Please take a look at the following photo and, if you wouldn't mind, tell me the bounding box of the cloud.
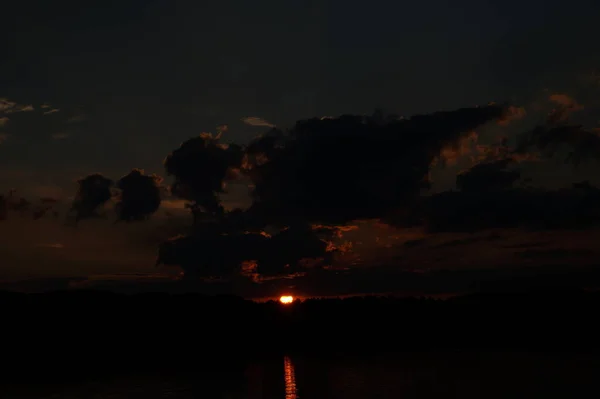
[546,93,583,124]
[517,124,600,166]
[497,106,527,126]
[421,182,600,233]
[160,199,188,211]
[51,133,69,140]
[242,117,276,128]
[156,225,332,279]
[163,133,244,217]
[68,174,114,223]
[456,159,521,193]
[548,93,582,109]
[43,102,600,290]
[0,98,34,114]
[40,103,61,114]
[243,105,507,226]
[0,98,16,112]
[43,108,60,115]
[18,105,34,112]
[0,117,8,127]
[434,130,478,167]
[115,169,162,222]
[151,105,510,280]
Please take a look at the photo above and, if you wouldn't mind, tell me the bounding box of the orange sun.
[279,295,294,304]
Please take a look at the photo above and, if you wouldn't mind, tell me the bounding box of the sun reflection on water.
[284,356,298,399]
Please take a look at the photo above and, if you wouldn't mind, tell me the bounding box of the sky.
[2,0,600,296]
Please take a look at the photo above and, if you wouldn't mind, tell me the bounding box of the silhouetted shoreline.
[2,289,599,383]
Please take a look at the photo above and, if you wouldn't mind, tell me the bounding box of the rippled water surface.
[5,351,600,398]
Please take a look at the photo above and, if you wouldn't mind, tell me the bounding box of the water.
[4,351,599,398]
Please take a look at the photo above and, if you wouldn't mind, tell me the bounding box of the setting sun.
[279,295,294,304]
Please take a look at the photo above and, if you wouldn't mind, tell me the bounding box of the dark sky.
[2,0,600,295]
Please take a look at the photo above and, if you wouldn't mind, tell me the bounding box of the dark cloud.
[68,174,113,223]
[115,169,162,222]
[514,94,600,166]
[151,104,513,280]
[456,159,521,193]
[156,225,332,280]
[163,133,244,221]
[422,183,600,233]
[243,105,507,226]
[518,124,600,166]
[7,98,600,293]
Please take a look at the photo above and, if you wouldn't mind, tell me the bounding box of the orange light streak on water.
[283,356,298,399]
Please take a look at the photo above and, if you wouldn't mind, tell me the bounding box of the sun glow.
[279,295,294,304]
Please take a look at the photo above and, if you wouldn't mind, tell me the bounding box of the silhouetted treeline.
[2,290,599,382]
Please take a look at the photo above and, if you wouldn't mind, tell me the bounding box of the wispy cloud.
[241,116,276,128]
[0,98,34,114]
[43,108,60,115]
[0,98,16,112]
[0,117,8,127]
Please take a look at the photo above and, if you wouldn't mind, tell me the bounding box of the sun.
[279,295,294,304]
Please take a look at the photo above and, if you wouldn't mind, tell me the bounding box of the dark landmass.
[1,289,599,384]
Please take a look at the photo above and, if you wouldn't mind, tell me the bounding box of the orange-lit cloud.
[548,93,582,109]
[547,93,583,124]
[435,131,478,166]
[497,106,527,126]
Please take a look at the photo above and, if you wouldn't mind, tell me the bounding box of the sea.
[4,351,599,398]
